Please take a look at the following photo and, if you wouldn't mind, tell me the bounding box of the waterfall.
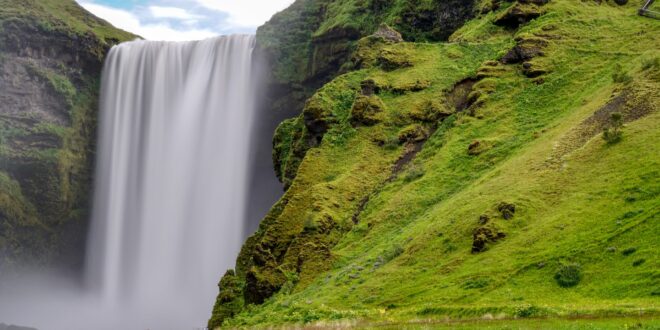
[85,35,257,328]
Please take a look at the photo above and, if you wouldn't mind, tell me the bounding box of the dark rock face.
[397,0,476,42]
[0,3,132,275]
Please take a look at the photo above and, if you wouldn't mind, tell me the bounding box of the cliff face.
[255,0,477,170]
[0,0,134,275]
[211,0,659,327]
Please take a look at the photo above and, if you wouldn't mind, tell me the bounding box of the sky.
[75,0,294,41]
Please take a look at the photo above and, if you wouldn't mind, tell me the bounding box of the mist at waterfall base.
[0,35,284,330]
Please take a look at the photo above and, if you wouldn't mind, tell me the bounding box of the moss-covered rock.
[472,223,506,253]
[409,100,454,123]
[494,2,544,28]
[398,124,430,143]
[377,48,413,71]
[350,95,386,126]
[208,270,243,329]
[244,266,287,305]
[501,37,549,64]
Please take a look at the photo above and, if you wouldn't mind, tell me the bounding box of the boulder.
[409,100,453,122]
[494,3,543,28]
[472,225,506,253]
[350,95,386,126]
[360,78,380,96]
[498,202,516,220]
[377,49,413,71]
[372,24,404,43]
[501,37,549,64]
[398,124,431,143]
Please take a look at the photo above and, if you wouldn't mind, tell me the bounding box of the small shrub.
[303,215,319,233]
[602,112,623,144]
[462,277,489,289]
[514,304,541,318]
[381,135,400,150]
[632,259,646,267]
[381,244,404,263]
[403,164,425,182]
[554,263,582,288]
[622,247,637,256]
[612,64,632,84]
[641,57,659,71]
[280,271,300,294]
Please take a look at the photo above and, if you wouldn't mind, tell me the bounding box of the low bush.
[612,64,632,84]
[404,164,425,182]
[641,57,659,71]
[603,112,623,144]
[381,244,404,263]
[303,215,319,233]
[622,247,637,256]
[514,304,541,318]
[463,278,489,289]
[554,263,582,288]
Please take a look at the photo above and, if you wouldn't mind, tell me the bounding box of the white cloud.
[149,6,201,20]
[78,2,217,41]
[195,0,294,27]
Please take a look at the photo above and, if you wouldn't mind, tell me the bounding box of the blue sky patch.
[76,0,293,41]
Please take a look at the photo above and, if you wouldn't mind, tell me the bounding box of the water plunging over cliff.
[86,35,257,328]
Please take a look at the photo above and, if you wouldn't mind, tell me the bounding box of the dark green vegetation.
[0,0,134,274]
[211,0,659,327]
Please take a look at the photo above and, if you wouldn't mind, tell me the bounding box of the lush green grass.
[216,0,659,327]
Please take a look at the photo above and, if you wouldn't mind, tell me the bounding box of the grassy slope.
[220,0,659,327]
[0,0,135,43]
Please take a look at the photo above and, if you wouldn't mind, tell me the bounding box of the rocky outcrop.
[256,0,479,186]
[0,0,134,275]
[494,2,544,28]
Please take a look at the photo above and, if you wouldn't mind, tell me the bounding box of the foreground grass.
[367,316,659,329]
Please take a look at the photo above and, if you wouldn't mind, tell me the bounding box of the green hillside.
[211,0,659,327]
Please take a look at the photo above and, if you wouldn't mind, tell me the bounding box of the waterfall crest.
[86,35,257,327]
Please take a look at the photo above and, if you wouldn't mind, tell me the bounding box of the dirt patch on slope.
[545,83,657,168]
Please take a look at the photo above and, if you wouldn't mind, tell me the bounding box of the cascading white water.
[86,34,257,328]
